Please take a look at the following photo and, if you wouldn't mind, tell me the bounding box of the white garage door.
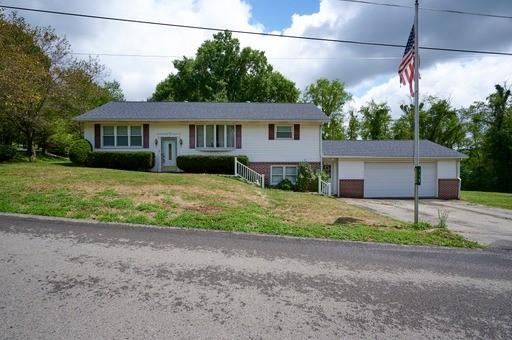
[364,162,437,198]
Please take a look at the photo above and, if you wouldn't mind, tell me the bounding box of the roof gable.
[322,140,467,159]
[74,101,328,122]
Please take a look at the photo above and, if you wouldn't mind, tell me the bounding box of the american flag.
[399,25,416,97]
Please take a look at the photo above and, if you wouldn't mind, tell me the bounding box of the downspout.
[319,124,323,171]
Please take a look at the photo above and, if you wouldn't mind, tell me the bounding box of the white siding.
[84,123,94,146]
[82,121,322,171]
[437,160,457,178]
[338,160,364,179]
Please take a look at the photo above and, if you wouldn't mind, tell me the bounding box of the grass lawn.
[461,191,512,210]
[0,158,480,248]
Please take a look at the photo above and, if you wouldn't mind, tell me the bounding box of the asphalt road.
[1,214,511,339]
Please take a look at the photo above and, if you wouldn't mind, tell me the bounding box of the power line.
[71,52,402,60]
[2,4,512,56]
[336,0,512,20]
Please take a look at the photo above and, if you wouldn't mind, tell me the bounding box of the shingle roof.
[322,140,467,158]
[74,101,328,122]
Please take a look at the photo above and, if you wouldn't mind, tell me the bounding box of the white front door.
[161,139,177,167]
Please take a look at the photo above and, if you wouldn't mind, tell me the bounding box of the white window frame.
[101,125,143,148]
[196,124,235,149]
[275,125,293,140]
[270,165,298,185]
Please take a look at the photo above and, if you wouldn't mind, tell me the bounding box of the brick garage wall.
[339,179,364,198]
[438,179,460,199]
[248,162,320,186]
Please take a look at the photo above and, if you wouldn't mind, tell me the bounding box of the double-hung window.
[196,124,235,149]
[276,125,293,139]
[102,125,142,148]
[271,165,298,185]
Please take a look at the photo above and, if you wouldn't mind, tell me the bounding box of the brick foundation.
[248,162,320,186]
[438,178,460,199]
[339,179,364,198]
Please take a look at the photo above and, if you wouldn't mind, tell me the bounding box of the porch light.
[154,138,158,146]
[179,138,183,146]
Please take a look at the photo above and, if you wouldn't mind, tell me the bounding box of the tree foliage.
[303,79,351,140]
[0,11,124,159]
[393,97,466,148]
[150,31,299,103]
[359,100,392,140]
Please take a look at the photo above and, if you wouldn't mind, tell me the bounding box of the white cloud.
[7,0,512,110]
[351,56,512,118]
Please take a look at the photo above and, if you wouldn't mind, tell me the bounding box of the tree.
[0,12,124,158]
[150,31,299,103]
[482,84,512,192]
[392,97,466,148]
[359,100,392,140]
[346,110,359,140]
[303,79,351,140]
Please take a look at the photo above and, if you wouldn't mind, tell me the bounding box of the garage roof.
[74,101,329,122]
[322,140,467,158]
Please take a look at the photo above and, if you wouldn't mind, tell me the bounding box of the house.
[75,101,467,199]
[75,101,327,186]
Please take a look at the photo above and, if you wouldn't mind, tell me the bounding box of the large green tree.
[303,79,351,140]
[150,31,299,103]
[0,11,123,159]
[359,100,392,140]
[393,97,466,148]
[346,110,360,140]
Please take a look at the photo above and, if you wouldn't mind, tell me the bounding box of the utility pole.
[413,0,420,224]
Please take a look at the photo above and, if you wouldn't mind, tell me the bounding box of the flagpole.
[413,0,420,224]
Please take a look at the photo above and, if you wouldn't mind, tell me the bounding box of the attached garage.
[322,140,467,199]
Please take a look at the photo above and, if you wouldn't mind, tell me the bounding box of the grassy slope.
[0,159,480,248]
[461,191,512,210]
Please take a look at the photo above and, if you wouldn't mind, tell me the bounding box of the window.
[130,126,142,146]
[216,125,224,147]
[116,126,128,146]
[276,125,293,139]
[103,126,115,146]
[196,124,235,149]
[102,125,142,148]
[196,125,205,148]
[226,125,235,148]
[271,166,298,185]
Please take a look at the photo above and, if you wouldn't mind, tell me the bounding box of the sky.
[2,0,512,118]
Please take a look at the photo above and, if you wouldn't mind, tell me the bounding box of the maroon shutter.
[189,124,195,149]
[294,124,300,140]
[235,125,242,149]
[94,124,101,149]
[143,124,149,148]
[268,124,275,140]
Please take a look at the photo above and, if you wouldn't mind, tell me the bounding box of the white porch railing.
[318,177,331,196]
[234,157,265,188]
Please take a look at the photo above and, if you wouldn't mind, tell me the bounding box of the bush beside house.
[69,139,92,165]
[177,155,249,174]
[86,152,155,171]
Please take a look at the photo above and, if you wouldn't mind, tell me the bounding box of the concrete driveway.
[343,198,512,246]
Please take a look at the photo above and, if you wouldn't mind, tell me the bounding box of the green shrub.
[0,144,17,162]
[47,133,77,157]
[86,151,155,171]
[275,179,294,191]
[176,155,249,174]
[69,139,92,165]
[296,162,315,192]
